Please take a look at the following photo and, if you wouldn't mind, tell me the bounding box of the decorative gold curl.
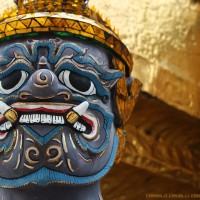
[25,146,40,164]
[46,145,62,163]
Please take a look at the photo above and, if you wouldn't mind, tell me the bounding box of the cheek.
[73,104,114,153]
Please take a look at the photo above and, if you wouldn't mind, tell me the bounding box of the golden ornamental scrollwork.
[46,145,62,163]
[25,146,40,165]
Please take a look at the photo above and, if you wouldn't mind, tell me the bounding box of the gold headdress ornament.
[0,0,133,74]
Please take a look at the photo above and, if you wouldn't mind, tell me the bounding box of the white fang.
[73,101,89,116]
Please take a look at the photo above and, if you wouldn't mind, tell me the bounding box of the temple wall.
[90,0,200,119]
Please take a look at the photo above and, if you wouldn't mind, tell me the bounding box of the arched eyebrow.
[0,58,34,79]
[0,40,124,80]
[0,47,35,75]
[55,54,124,82]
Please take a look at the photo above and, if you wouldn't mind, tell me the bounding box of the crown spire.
[14,0,89,14]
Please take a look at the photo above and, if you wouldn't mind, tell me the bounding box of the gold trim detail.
[14,130,19,150]
[69,133,76,150]
[25,146,39,164]
[113,57,142,125]
[26,138,34,143]
[46,145,62,163]
[55,160,63,168]
[4,108,18,123]
[78,151,92,163]
[2,152,13,165]
[57,91,71,101]
[67,158,75,172]
[36,72,49,84]
[33,83,48,88]
[24,163,34,170]
[4,130,17,155]
[14,154,21,170]
[115,128,126,164]
[66,111,79,124]
[62,132,68,154]
[53,138,61,144]
[19,134,23,150]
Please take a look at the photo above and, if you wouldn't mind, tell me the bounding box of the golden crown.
[0,0,133,73]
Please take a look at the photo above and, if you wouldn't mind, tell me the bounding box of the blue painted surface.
[0,130,15,153]
[0,134,118,187]
[22,126,63,145]
[74,102,114,153]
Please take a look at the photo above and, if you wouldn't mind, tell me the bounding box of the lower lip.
[0,132,7,140]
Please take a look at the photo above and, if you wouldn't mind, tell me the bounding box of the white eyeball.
[59,70,96,96]
[0,70,29,94]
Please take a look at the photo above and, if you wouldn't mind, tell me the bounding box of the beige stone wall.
[90,0,200,119]
[0,0,15,15]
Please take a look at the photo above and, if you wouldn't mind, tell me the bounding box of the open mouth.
[0,102,98,140]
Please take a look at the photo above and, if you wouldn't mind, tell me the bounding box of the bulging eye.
[0,70,29,94]
[59,70,96,95]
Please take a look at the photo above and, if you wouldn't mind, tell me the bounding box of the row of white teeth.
[0,101,90,136]
[19,114,65,124]
[73,122,86,132]
[0,121,12,131]
[0,114,87,132]
[19,114,87,132]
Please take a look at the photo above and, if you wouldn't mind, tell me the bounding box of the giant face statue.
[0,1,140,200]
[0,35,123,182]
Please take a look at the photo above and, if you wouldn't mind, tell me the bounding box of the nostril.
[57,91,71,101]
[18,91,32,100]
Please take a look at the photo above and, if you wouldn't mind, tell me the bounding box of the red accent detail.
[0,117,5,123]
[81,116,94,130]
[0,132,6,136]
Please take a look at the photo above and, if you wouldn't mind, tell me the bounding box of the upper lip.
[12,102,73,112]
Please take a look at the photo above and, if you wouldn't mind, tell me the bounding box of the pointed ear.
[102,77,122,88]
[101,70,124,89]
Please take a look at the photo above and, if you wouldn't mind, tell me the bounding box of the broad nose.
[19,69,72,101]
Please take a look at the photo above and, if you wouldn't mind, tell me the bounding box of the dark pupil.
[1,71,22,90]
[69,72,91,92]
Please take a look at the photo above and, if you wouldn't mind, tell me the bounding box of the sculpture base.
[0,182,102,200]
